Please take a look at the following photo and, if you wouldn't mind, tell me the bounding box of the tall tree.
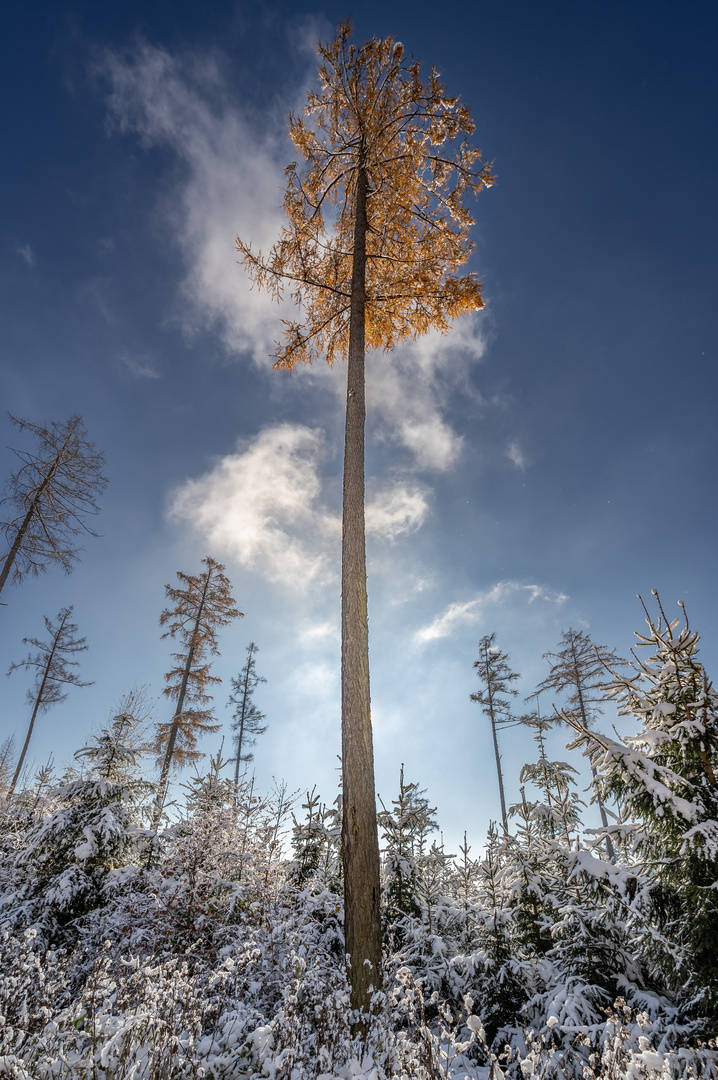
[228,642,267,795]
[7,606,92,795]
[153,557,242,822]
[532,628,624,859]
[237,23,493,1012]
[0,415,107,601]
[471,633,520,831]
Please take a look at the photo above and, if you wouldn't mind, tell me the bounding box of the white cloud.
[169,423,338,588]
[366,483,430,540]
[415,581,569,643]
[98,42,490,477]
[169,424,431,589]
[123,353,161,379]
[98,42,293,361]
[366,318,487,473]
[506,440,525,470]
[16,242,36,269]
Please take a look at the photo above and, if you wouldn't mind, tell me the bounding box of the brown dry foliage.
[237,21,494,370]
[154,557,242,771]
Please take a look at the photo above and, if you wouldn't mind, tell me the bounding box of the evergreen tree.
[228,642,267,794]
[568,593,718,1022]
[452,832,481,951]
[238,22,493,1012]
[508,719,639,1034]
[7,606,92,795]
[290,786,341,890]
[0,415,107,600]
[9,710,152,945]
[153,557,242,821]
[471,633,520,831]
[0,735,16,797]
[379,765,437,932]
[472,823,526,1042]
[532,628,624,858]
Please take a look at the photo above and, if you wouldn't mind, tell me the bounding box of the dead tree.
[0,415,107,601]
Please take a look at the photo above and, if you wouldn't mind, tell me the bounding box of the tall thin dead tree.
[237,22,493,1012]
[532,627,625,859]
[153,557,242,823]
[228,642,267,796]
[471,633,520,831]
[0,415,107,600]
[7,606,92,795]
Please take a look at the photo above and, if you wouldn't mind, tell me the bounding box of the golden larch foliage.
[237,21,494,369]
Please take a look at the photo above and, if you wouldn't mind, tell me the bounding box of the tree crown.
[8,606,92,711]
[0,414,107,586]
[237,21,494,369]
[532,628,624,727]
[471,632,520,722]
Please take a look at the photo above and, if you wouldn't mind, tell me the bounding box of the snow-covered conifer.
[6,710,153,944]
[568,594,718,1021]
[379,765,437,931]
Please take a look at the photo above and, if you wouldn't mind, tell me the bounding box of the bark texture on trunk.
[341,163,383,1014]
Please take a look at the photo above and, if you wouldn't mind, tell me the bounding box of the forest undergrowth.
[1,596,717,1079]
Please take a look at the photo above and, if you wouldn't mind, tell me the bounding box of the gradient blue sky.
[2,0,716,851]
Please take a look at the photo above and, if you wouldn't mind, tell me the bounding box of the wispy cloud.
[15,243,36,269]
[169,423,337,589]
[366,483,430,540]
[122,353,161,379]
[97,42,490,478]
[366,318,486,473]
[506,440,525,470]
[169,423,431,589]
[415,581,569,643]
[98,42,293,361]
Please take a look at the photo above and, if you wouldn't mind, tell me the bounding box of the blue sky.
[1,0,716,852]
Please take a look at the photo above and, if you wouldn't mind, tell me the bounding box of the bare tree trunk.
[574,670,615,860]
[0,504,36,599]
[9,614,66,795]
[153,643,196,826]
[233,655,252,800]
[489,710,508,832]
[153,572,213,824]
[341,162,382,1015]
[481,643,508,832]
[0,431,69,599]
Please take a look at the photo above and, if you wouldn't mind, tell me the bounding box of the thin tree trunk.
[0,504,36,599]
[489,712,508,832]
[574,668,615,860]
[153,571,213,824]
[483,646,508,831]
[233,653,252,801]
[9,615,65,795]
[341,161,382,1015]
[0,431,70,599]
